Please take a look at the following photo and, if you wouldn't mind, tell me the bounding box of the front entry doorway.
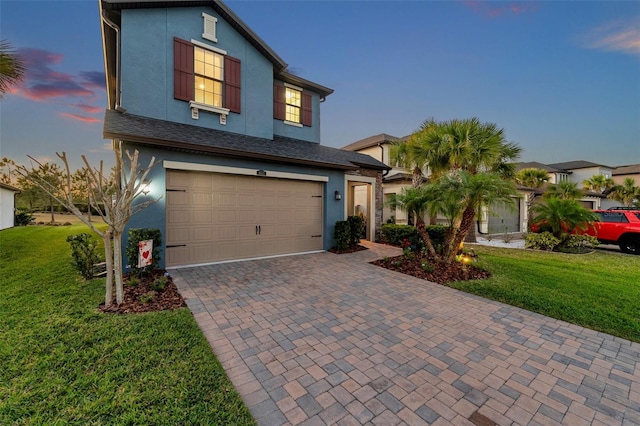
[346,179,373,241]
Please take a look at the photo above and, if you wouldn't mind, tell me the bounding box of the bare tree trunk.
[113,231,124,304]
[103,231,114,306]
[464,222,477,243]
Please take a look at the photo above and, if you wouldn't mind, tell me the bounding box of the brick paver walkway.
[170,242,640,425]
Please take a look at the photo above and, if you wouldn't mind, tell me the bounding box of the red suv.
[583,208,640,255]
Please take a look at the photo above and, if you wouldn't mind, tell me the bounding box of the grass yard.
[0,225,254,425]
[451,245,640,343]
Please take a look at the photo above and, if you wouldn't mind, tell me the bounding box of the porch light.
[334,190,342,200]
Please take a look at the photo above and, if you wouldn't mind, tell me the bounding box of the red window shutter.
[224,56,241,113]
[273,84,285,121]
[301,92,312,126]
[174,37,193,101]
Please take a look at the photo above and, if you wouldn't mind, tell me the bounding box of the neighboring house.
[100,0,389,268]
[612,164,640,185]
[341,134,412,225]
[343,134,528,234]
[0,183,21,230]
[516,160,613,210]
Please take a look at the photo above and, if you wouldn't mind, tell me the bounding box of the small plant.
[139,292,155,303]
[401,238,413,258]
[14,209,33,226]
[151,276,168,291]
[421,260,434,272]
[525,232,560,251]
[502,227,514,243]
[66,233,102,280]
[127,276,138,287]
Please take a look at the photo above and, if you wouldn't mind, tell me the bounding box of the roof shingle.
[103,110,389,171]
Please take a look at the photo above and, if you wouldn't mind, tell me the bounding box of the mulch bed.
[100,270,186,314]
[328,244,369,254]
[371,254,490,284]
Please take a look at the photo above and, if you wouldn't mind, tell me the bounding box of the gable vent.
[202,13,218,43]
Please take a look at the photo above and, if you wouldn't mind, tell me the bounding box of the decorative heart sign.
[137,239,153,268]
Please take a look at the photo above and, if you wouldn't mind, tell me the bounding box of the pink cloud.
[60,113,101,124]
[73,103,103,114]
[464,1,538,18]
[580,20,640,56]
[12,48,105,102]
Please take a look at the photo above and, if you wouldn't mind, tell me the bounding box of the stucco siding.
[121,142,345,268]
[120,6,274,140]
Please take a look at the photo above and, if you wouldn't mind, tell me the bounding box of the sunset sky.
[1,0,638,172]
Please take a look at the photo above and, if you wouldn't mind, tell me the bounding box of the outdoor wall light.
[334,190,342,200]
[141,180,151,196]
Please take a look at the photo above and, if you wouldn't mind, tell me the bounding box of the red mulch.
[100,270,186,314]
[328,244,369,254]
[370,254,490,284]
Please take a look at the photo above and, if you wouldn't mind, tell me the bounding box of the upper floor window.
[285,87,301,123]
[558,173,568,182]
[194,46,223,108]
[273,82,312,127]
[173,37,241,116]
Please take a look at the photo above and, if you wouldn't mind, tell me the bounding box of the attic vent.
[202,13,218,43]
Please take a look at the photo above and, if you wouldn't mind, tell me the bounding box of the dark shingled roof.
[547,160,612,171]
[342,133,407,151]
[103,110,390,171]
[515,162,565,173]
[613,164,640,175]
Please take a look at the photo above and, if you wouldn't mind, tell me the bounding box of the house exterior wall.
[567,166,613,185]
[0,188,16,230]
[613,172,640,185]
[122,142,346,269]
[119,7,321,143]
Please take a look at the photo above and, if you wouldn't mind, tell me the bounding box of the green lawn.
[450,245,640,343]
[0,225,254,425]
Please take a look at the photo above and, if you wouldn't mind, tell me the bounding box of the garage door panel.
[166,170,323,266]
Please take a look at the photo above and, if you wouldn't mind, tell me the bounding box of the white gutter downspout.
[101,10,123,111]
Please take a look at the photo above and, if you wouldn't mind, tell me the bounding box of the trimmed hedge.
[126,228,163,275]
[334,221,351,251]
[380,224,447,253]
[347,215,365,246]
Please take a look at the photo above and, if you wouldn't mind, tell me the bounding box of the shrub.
[14,210,33,226]
[334,221,351,251]
[380,224,447,254]
[525,232,560,251]
[347,215,365,246]
[564,234,600,249]
[139,292,155,303]
[66,233,102,280]
[126,228,162,276]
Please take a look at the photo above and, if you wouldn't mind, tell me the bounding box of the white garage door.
[488,199,521,233]
[166,170,324,266]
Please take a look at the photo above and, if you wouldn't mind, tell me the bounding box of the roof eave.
[103,129,358,171]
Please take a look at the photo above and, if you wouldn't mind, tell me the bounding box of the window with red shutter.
[174,37,194,101]
[301,92,312,127]
[225,56,241,113]
[273,84,286,121]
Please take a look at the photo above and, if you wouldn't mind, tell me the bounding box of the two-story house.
[100,0,388,268]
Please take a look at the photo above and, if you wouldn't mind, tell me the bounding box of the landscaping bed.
[371,253,490,284]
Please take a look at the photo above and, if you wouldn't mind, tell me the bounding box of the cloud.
[60,113,102,124]
[464,1,539,18]
[580,19,640,56]
[73,103,103,114]
[12,48,105,102]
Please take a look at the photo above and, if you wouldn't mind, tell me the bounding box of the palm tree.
[609,178,640,207]
[582,174,615,194]
[543,181,582,200]
[412,118,522,242]
[530,198,598,240]
[386,186,438,257]
[0,40,25,97]
[516,168,549,189]
[389,118,436,188]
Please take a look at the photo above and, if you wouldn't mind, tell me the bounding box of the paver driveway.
[170,242,640,425]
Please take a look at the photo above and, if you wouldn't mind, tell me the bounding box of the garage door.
[166,170,323,266]
[488,199,521,233]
